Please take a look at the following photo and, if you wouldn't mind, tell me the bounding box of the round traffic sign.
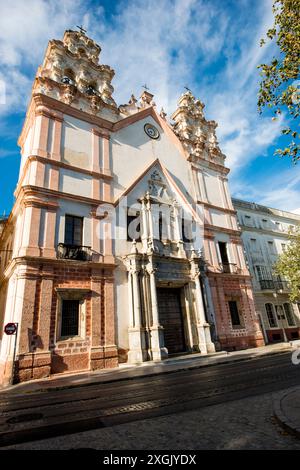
[4,323,17,335]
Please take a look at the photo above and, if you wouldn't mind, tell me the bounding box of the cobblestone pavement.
[3,388,300,450]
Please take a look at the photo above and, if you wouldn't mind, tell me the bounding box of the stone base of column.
[197,323,215,355]
[19,247,41,257]
[90,345,118,370]
[0,359,13,387]
[150,326,168,361]
[128,327,148,364]
[204,324,216,353]
[42,247,57,258]
[16,351,52,383]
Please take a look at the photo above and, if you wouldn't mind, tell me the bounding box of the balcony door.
[65,215,83,246]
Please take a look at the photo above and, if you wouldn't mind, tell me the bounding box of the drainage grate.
[6,412,43,424]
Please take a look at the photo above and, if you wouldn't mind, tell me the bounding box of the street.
[1,351,300,449]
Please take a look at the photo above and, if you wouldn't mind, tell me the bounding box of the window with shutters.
[265,303,277,328]
[283,303,296,326]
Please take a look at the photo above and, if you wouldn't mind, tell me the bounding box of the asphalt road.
[0,351,300,447]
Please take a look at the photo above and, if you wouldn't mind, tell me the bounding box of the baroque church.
[0,29,264,385]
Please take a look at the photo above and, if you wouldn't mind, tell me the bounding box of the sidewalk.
[273,385,300,438]
[1,341,299,396]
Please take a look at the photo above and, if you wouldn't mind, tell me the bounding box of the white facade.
[233,198,300,343]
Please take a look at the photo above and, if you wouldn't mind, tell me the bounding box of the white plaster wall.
[62,114,92,169]
[59,168,92,198]
[210,209,227,228]
[203,170,223,207]
[111,116,192,203]
[114,265,129,350]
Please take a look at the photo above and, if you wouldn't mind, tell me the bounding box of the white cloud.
[0,0,89,114]
[231,169,300,213]
[0,0,299,213]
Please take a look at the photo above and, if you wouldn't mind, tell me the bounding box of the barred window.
[228,301,241,327]
[61,299,80,337]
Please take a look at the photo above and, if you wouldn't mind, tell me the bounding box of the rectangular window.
[256,265,272,280]
[250,238,259,252]
[218,241,229,264]
[218,242,230,272]
[283,303,296,326]
[243,215,253,226]
[267,241,275,254]
[61,299,80,337]
[64,215,83,246]
[127,210,141,242]
[228,300,242,327]
[182,219,195,243]
[265,303,277,328]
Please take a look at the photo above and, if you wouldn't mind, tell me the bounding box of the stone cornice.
[205,223,241,236]
[1,256,116,282]
[198,200,236,215]
[23,154,113,181]
[16,184,113,207]
[18,94,165,150]
[22,194,59,210]
[238,224,292,239]
[206,270,251,280]
[190,159,230,176]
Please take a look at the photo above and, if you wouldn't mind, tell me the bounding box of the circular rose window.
[144,123,160,140]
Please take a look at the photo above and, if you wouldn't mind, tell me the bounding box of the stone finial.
[160,107,167,120]
[129,94,137,104]
[140,90,154,108]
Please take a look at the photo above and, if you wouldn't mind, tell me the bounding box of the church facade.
[0,30,263,385]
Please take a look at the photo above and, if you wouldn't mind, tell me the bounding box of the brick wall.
[209,273,265,351]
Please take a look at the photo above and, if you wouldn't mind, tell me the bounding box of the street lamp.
[272,290,288,343]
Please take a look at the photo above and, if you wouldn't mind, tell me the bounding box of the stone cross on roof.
[76,25,87,35]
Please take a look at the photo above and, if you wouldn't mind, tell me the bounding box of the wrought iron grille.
[57,243,92,261]
[61,299,79,337]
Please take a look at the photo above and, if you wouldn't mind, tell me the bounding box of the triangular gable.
[114,158,203,225]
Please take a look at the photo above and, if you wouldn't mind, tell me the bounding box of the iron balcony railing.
[259,279,290,291]
[221,262,238,274]
[57,243,92,261]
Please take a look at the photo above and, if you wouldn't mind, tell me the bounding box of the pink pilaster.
[42,208,57,258]
[51,116,63,161]
[33,114,49,158]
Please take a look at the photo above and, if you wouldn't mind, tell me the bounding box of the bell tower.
[0,29,118,385]
[34,28,117,116]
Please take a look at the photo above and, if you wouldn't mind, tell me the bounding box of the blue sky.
[0,0,299,215]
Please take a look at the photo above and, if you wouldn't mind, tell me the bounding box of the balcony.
[57,243,92,261]
[221,262,239,274]
[259,279,290,291]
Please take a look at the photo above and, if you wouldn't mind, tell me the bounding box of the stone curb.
[273,386,300,439]
[0,346,295,397]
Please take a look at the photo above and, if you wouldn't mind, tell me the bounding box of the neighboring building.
[233,198,300,344]
[0,29,263,386]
